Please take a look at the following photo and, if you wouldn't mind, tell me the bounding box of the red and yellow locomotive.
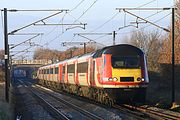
[37,44,149,104]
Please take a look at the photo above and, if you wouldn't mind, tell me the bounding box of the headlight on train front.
[108,78,113,81]
[108,77,118,82]
[137,77,145,82]
[113,77,118,81]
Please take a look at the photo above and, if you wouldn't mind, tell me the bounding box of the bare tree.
[176,1,180,20]
[33,48,62,61]
[125,29,163,71]
[159,1,180,64]
[0,50,4,60]
[158,1,180,81]
[33,45,96,61]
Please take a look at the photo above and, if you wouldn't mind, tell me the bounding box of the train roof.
[38,44,143,69]
[40,63,58,69]
[92,44,144,58]
[39,52,95,69]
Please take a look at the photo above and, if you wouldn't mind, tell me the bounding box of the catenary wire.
[43,0,157,47]
[117,12,171,35]
[89,12,119,33]
[77,0,159,46]
[67,0,98,29]
[89,0,158,33]
[43,12,67,36]
[44,0,98,46]
[72,0,98,24]
[43,0,86,36]
[94,34,109,41]
[137,0,157,8]
[70,0,160,47]
[70,0,86,12]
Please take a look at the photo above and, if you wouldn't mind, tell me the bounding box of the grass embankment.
[0,102,13,120]
[0,69,14,120]
[146,71,180,112]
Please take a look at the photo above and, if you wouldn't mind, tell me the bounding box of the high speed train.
[37,44,149,105]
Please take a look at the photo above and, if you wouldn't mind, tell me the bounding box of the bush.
[0,68,5,82]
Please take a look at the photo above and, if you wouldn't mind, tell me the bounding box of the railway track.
[31,90,71,120]
[18,79,70,120]
[17,79,180,120]
[19,79,103,120]
[113,104,152,120]
[30,81,180,120]
[33,85,103,120]
[121,104,180,120]
[35,84,154,120]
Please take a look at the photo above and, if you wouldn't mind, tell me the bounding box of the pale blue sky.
[0,0,173,59]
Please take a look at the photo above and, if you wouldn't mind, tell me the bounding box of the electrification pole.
[84,43,86,54]
[4,8,9,102]
[172,7,175,106]
[113,31,116,45]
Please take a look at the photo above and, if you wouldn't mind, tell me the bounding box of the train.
[37,44,149,105]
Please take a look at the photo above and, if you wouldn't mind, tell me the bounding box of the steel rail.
[31,91,70,120]
[18,79,70,120]
[35,85,103,120]
[123,104,180,120]
[113,104,151,120]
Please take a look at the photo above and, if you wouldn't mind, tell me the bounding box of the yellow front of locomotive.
[97,45,149,102]
[111,55,147,87]
[101,54,148,88]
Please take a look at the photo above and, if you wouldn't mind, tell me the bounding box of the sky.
[0,0,173,59]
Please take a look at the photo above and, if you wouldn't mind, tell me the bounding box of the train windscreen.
[111,56,140,68]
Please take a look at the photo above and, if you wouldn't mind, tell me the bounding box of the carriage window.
[67,64,75,73]
[55,67,59,74]
[77,62,88,73]
[111,56,140,68]
[50,68,53,74]
[62,66,65,74]
[47,69,50,74]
